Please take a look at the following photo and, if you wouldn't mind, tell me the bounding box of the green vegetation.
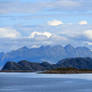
[43,67,92,74]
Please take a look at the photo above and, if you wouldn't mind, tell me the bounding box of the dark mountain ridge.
[2,57,92,72]
[57,57,92,70]
[2,60,55,72]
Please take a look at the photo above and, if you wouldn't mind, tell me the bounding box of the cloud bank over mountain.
[0,0,92,51]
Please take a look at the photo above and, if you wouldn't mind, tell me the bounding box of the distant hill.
[0,44,92,67]
[2,60,55,72]
[2,57,92,72]
[57,57,92,70]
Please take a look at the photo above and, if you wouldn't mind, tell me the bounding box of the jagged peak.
[64,44,74,49]
[18,46,29,51]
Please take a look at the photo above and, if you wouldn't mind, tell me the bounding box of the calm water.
[0,73,92,92]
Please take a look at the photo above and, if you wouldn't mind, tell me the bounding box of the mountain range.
[0,44,92,67]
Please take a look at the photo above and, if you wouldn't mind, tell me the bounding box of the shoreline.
[42,68,92,74]
[1,68,92,74]
[1,71,92,74]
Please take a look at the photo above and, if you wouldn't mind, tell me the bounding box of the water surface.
[0,73,92,92]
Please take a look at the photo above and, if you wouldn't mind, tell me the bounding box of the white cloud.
[87,42,92,45]
[48,20,63,26]
[29,31,68,43]
[31,45,40,48]
[29,32,52,39]
[51,34,67,41]
[0,27,21,38]
[79,20,88,25]
[84,30,92,39]
[0,0,80,14]
[55,0,80,7]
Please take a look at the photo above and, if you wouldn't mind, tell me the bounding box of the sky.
[0,0,92,52]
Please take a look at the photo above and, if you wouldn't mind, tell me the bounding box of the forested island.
[1,57,92,74]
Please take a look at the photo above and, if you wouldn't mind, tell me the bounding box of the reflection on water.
[0,73,92,92]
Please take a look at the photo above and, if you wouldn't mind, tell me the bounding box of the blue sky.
[0,0,92,52]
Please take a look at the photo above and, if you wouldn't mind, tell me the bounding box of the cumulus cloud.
[0,27,21,38]
[29,32,52,39]
[48,20,63,26]
[84,30,92,40]
[79,20,88,25]
[28,31,68,43]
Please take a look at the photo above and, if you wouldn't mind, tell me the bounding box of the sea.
[0,73,92,92]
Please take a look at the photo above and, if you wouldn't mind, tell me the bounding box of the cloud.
[0,24,92,52]
[87,42,92,45]
[79,20,88,25]
[84,30,92,40]
[28,31,68,45]
[29,32,52,39]
[51,34,67,41]
[0,0,92,15]
[48,20,63,26]
[0,31,68,52]
[31,45,40,48]
[0,1,45,14]
[51,0,80,8]
[0,0,80,14]
[0,27,21,38]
